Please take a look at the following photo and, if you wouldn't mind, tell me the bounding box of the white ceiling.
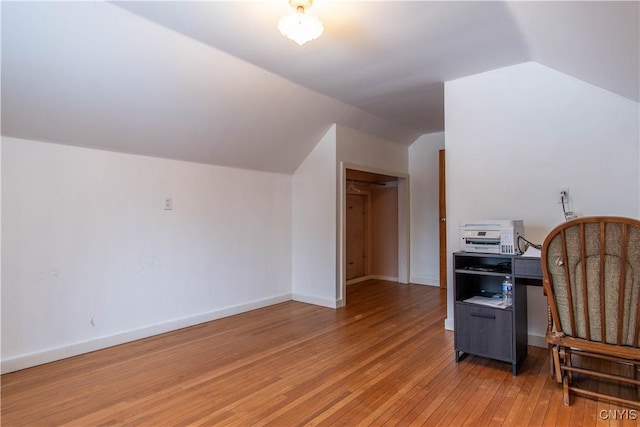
[2,1,638,173]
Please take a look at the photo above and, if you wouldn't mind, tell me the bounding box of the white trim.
[444,317,455,331]
[338,165,347,305]
[347,275,402,286]
[346,276,373,286]
[397,177,410,284]
[292,293,337,309]
[1,293,291,374]
[410,276,440,286]
[370,275,399,282]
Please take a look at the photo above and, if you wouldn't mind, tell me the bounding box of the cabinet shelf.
[458,298,513,310]
[454,268,511,277]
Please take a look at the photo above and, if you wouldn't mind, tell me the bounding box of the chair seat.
[547,331,640,361]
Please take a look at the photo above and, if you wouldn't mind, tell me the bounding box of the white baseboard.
[370,275,398,282]
[346,276,372,286]
[410,276,439,287]
[346,275,399,286]
[292,293,337,308]
[444,317,454,331]
[1,293,292,374]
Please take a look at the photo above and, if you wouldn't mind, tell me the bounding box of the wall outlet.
[558,188,577,220]
[163,197,173,210]
[558,187,569,204]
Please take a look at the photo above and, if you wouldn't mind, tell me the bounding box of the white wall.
[336,125,409,174]
[291,125,338,307]
[409,132,445,286]
[1,137,292,373]
[444,62,640,344]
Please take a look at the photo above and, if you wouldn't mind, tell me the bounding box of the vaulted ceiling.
[2,1,638,173]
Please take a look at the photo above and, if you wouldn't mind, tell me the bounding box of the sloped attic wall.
[1,1,420,175]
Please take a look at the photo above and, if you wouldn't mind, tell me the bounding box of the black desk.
[453,252,542,375]
[513,256,543,286]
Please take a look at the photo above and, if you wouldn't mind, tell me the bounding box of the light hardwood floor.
[2,280,639,426]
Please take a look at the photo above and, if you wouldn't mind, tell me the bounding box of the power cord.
[518,235,541,253]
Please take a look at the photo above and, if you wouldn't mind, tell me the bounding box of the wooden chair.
[541,216,640,407]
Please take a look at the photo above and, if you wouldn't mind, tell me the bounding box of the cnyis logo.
[599,409,638,420]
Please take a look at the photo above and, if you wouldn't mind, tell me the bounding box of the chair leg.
[552,346,562,383]
[549,345,555,379]
[563,375,571,406]
[564,348,573,382]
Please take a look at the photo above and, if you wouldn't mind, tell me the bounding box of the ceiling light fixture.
[278,0,324,45]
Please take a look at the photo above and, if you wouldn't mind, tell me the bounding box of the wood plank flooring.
[2,280,639,426]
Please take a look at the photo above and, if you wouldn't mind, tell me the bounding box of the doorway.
[340,165,409,306]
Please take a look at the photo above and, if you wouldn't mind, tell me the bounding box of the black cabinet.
[453,252,531,375]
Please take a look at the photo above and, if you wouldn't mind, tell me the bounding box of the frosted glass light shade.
[278,9,324,45]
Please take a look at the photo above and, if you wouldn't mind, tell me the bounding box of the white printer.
[459,220,524,255]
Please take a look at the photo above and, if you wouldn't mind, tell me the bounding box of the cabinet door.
[455,304,513,361]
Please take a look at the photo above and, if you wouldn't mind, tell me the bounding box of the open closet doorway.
[341,166,409,306]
